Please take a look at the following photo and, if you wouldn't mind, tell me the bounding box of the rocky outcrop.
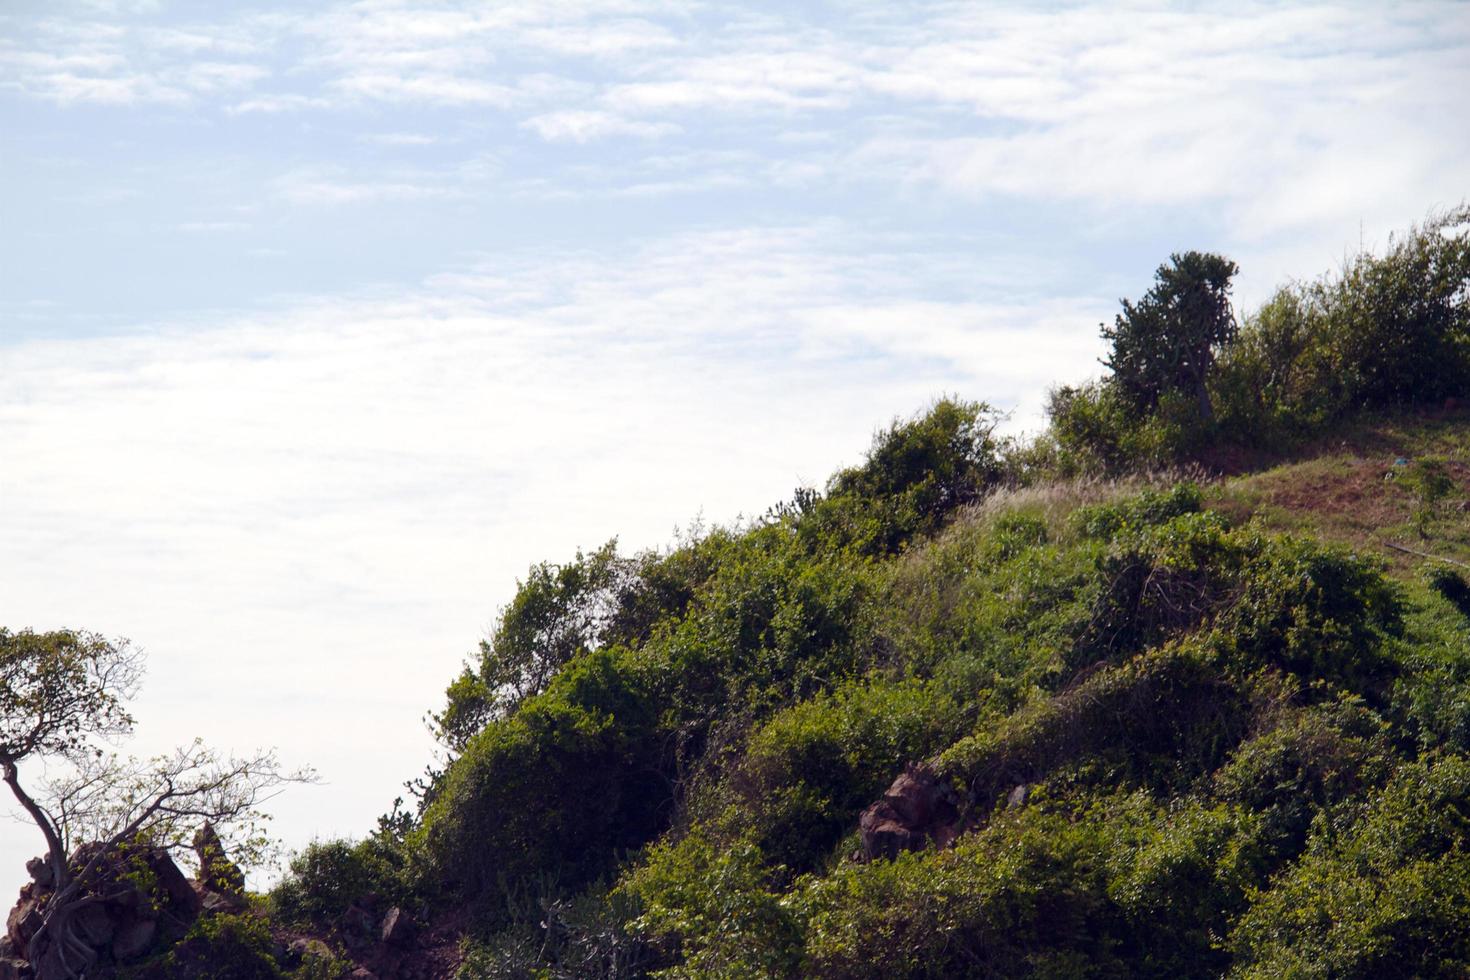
[857,763,963,861]
[193,822,245,897]
[3,831,256,980]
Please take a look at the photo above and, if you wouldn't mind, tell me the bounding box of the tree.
[0,628,311,977]
[429,540,633,753]
[1102,251,1239,424]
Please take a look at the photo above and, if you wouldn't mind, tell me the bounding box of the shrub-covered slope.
[264,210,1470,979]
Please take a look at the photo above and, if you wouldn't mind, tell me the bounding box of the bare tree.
[1,628,312,977]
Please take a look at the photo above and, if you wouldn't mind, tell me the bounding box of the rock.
[5,893,41,956]
[193,822,245,896]
[340,903,376,938]
[379,907,415,948]
[111,915,158,961]
[0,956,29,980]
[348,969,378,980]
[858,763,962,861]
[146,848,202,920]
[22,861,51,892]
[283,937,335,967]
[193,881,246,915]
[1007,784,1030,809]
[72,904,115,947]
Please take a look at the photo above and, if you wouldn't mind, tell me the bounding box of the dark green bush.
[1223,536,1401,693]
[727,677,967,874]
[417,646,667,904]
[798,794,1263,979]
[797,398,1007,554]
[269,837,408,928]
[1429,566,1470,618]
[1231,754,1470,978]
[124,912,283,980]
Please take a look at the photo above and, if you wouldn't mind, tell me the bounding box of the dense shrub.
[269,837,410,928]
[1231,755,1470,978]
[795,398,1008,554]
[1428,566,1470,618]
[417,646,668,903]
[798,794,1262,979]
[625,835,803,979]
[124,912,284,980]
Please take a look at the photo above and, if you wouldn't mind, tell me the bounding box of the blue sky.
[3,0,1468,888]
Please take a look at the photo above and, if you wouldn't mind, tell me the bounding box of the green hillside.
[287,209,1470,979]
[8,208,1469,979]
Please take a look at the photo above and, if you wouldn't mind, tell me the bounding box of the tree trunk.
[1,757,69,890]
[1196,376,1215,426]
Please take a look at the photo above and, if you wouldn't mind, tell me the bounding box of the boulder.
[5,892,42,957]
[71,905,114,948]
[340,903,376,939]
[858,763,963,861]
[379,907,415,948]
[146,848,202,919]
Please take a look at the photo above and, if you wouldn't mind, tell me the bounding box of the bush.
[798,398,1007,554]
[1429,566,1470,618]
[624,834,803,979]
[798,794,1263,979]
[1069,482,1204,541]
[1231,755,1470,977]
[124,912,284,980]
[1223,536,1401,693]
[727,677,968,874]
[269,837,408,927]
[417,646,668,904]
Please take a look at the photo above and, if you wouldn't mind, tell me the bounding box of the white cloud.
[0,221,1103,885]
[176,221,251,232]
[358,132,442,146]
[269,166,467,205]
[522,109,679,142]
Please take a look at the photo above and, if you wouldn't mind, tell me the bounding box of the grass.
[1209,409,1470,579]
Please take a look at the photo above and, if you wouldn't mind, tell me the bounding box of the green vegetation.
[222,207,1470,975]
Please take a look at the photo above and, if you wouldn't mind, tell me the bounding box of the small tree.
[1102,251,1239,424]
[0,628,311,975]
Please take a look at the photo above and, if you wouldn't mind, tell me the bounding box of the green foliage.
[1428,565,1470,618]
[796,398,1007,554]
[728,677,968,875]
[1102,250,1239,423]
[418,646,666,903]
[433,541,632,751]
[624,834,803,979]
[1398,457,1460,538]
[798,794,1263,979]
[1231,755,1470,978]
[1070,482,1203,541]
[1212,697,1393,859]
[1222,535,1401,692]
[1214,206,1470,446]
[456,879,651,979]
[124,912,283,980]
[269,837,408,927]
[1057,207,1470,468]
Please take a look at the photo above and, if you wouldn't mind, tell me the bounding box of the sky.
[2,0,1468,894]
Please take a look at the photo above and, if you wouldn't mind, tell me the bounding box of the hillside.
[5,209,1470,979]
